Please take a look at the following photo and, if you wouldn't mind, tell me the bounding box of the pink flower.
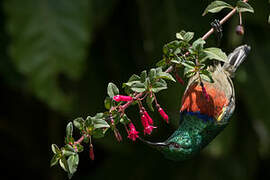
[127,123,139,141]
[143,123,156,135]
[158,107,169,123]
[113,95,133,102]
[143,111,153,125]
[141,114,156,135]
[141,114,148,127]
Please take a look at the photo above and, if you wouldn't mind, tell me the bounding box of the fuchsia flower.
[158,107,169,123]
[143,110,153,125]
[200,82,210,101]
[113,95,133,102]
[141,114,156,135]
[127,123,139,141]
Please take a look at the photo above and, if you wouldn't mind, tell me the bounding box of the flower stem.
[74,135,85,144]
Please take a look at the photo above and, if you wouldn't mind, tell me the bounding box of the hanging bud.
[175,73,184,85]
[89,144,95,160]
[158,107,169,123]
[143,110,153,125]
[127,123,139,141]
[141,114,148,128]
[236,25,244,36]
[114,129,122,142]
[113,95,133,102]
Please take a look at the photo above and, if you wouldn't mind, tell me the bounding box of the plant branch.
[72,0,249,145]
[202,0,248,40]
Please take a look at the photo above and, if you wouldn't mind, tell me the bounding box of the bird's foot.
[211,19,223,46]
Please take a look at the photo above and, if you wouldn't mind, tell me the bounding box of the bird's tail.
[222,44,251,77]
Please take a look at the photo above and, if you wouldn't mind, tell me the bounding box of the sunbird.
[142,45,251,161]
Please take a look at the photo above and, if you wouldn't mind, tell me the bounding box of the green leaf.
[200,70,214,83]
[203,48,228,62]
[176,30,186,40]
[52,144,61,154]
[183,32,194,42]
[104,97,113,110]
[93,119,110,129]
[140,70,147,83]
[123,74,141,87]
[128,74,141,82]
[191,38,206,52]
[202,1,233,16]
[181,61,195,69]
[92,128,106,138]
[156,59,166,67]
[131,82,146,93]
[146,95,155,112]
[236,1,254,13]
[107,82,119,98]
[67,154,79,176]
[85,116,93,127]
[156,72,176,82]
[149,68,157,83]
[50,154,60,167]
[62,149,76,157]
[151,81,167,93]
[184,66,195,77]
[66,122,73,138]
[123,80,141,87]
[60,157,69,173]
[73,117,84,130]
[268,15,270,24]
[4,0,91,113]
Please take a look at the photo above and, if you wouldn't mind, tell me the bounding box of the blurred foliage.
[0,0,270,180]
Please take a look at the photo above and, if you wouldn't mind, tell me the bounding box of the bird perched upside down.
[142,45,250,161]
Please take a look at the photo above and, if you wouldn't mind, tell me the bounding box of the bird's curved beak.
[139,137,168,148]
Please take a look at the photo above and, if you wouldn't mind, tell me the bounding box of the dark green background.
[1,0,270,179]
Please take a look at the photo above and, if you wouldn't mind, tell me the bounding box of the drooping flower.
[113,95,133,102]
[89,144,95,160]
[143,121,156,135]
[143,110,153,125]
[141,114,156,135]
[158,107,169,123]
[127,123,139,141]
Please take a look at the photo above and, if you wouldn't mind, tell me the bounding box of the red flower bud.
[89,144,95,160]
[143,111,153,125]
[127,123,139,141]
[158,107,169,123]
[236,25,244,36]
[175,73,184,85]
[113,95,133,102]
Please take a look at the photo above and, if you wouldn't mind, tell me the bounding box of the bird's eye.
[169,142,181,149]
